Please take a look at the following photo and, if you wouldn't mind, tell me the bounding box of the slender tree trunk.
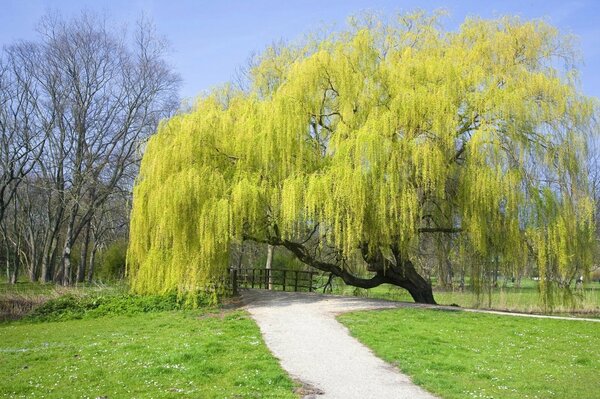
[493,255,499,288]
[28,261,37,282]
[77,221,91,283]
[86,242,97,283]
[237,241,245,270]
[41,201,63,283]
[438,255,450,288]
[61,241,72,285]
[8,200,20,284]
[61,213,76,285]
[9,258,18,284]
[40,247,50,283]
[10,238,22,284]
[41,235,58,283]
[27,227,39,282]
[5,249,9,283]
[265,244,273,290]
[6,237,18,284]
[2,230,10,282]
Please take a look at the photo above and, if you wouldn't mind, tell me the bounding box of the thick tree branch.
[418,227,462,234]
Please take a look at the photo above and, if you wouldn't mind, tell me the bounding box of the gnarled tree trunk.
[256,233,437,304]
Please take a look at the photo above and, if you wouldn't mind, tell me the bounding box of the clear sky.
[1,0,598,100]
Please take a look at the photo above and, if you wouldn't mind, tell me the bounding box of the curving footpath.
[242,289,439,399]
[242,289,599,399]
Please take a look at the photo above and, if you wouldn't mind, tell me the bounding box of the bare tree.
[0,42,48,282]
[587,121,600,280]
[0,11,179,284]
[0,53,45,225]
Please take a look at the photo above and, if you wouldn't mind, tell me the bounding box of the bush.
[96,240,128,280]
[25,292,183,322]
[590,268,600,282]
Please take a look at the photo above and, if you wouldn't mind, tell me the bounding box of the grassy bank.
[339,308,600,399]
[0,282,128,321]
[0,309,296,398]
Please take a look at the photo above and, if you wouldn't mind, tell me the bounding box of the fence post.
[251,269,255,288]
[266,268,270,290]
[282,270,287,292]
[294,271,299,292]
[308,272,313,292]
[257,269,261,289]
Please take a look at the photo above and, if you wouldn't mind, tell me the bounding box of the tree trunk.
[377,260,436,304]
[9,259,18,284]
[41,214,61,283]
[77,221,91,283]
[87,233,98,283]
[259,234,437,304]
[459,266,466,291]
[3,232,18,284]
[265,244,273,290]
[86,246,97,283]
[61,219,75,286]
[27,227,39,282]
[493,255,499,288]
[4,248,10,283]
[236,241,245,270]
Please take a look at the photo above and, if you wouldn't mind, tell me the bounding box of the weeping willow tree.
[128,12,596,304]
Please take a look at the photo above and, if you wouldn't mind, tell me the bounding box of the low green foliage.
[24,292,184,322]
[0,310,296,398]
[339,308,600,399]
[1,282,231,322]
[0,283,127,321]
[96,239,128,280]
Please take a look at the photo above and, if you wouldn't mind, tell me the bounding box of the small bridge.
[229,268,317,295]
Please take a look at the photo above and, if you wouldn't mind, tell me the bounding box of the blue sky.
[1,1,598,100]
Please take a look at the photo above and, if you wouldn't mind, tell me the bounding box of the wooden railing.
[230,268,316,294]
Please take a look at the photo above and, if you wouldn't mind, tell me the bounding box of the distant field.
[0,310,296,398]
[339,308,600,399]
[319,277,600,315]
[3,276,600,317]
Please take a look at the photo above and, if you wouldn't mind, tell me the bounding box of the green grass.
[339,308,600,399]
[321,278,600,315]
[0,309,297,398]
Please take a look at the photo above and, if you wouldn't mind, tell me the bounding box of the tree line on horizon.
[0,11,180,285]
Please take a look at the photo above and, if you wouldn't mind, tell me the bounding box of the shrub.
[96,240,128,280]
[25,292,184,322]
[589,268,600,282]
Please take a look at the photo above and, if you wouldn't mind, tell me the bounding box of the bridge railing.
[229,268,316,294]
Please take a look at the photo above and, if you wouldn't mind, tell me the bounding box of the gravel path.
[243,289,599,398]
[242,289,439,399]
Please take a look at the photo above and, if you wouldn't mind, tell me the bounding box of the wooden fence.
[229,268,316,295]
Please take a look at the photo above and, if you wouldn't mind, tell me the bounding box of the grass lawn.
[338,308,600,399]
[324,279,600,315]
[0,310,296,398]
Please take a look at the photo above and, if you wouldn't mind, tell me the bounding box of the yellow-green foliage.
[128,13,596,300]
